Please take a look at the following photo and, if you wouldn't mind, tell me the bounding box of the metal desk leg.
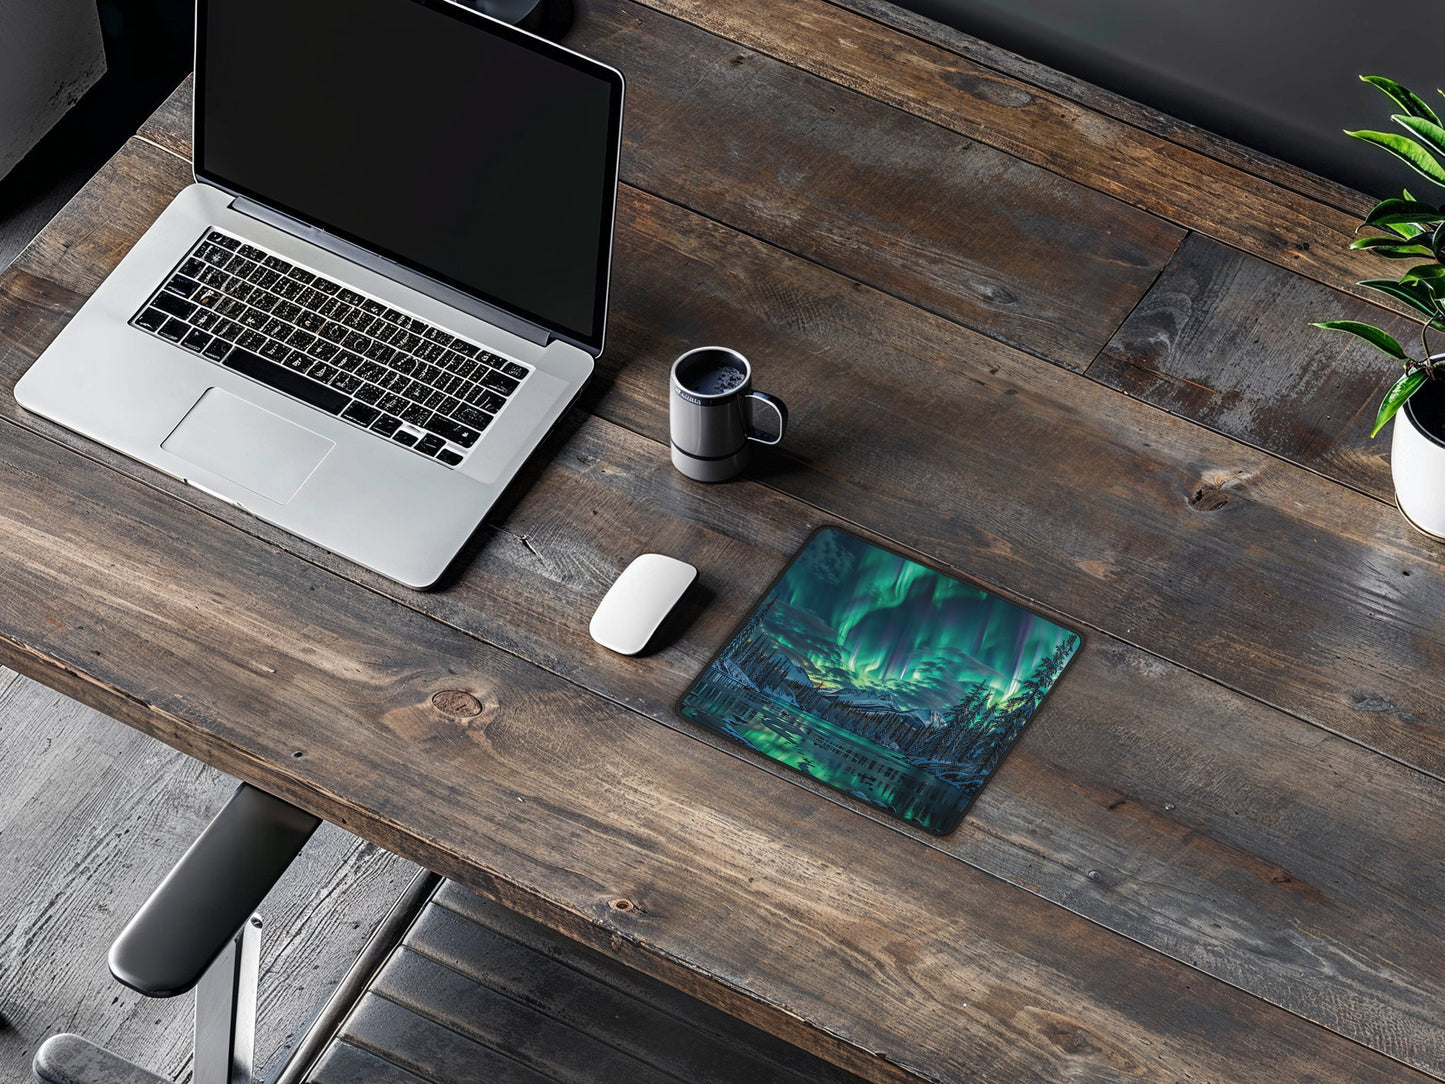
[193,916,261,1084]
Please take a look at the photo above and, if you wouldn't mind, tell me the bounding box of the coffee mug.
[669,346,787,483]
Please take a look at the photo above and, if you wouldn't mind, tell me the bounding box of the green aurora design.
[679,529,1080,834]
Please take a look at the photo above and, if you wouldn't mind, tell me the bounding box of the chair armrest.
[108,784,319,998]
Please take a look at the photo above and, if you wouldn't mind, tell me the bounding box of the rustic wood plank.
[0,373,1429,1083]
[413,893,858,1084]
[574,1,1180,369]
[621,0,1410,320]
[3,137,1445,1075]
[0,666,419,1083]
[1087,233,1403,501]
[828,0,1374,217]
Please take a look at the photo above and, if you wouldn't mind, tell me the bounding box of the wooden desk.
[2,3,1442,1081]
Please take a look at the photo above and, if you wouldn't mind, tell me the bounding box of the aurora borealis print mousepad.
[678,528,1081,834]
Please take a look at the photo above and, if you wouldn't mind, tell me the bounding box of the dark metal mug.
[669,346,787,482]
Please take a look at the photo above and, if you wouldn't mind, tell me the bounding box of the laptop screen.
[196,0,623,354]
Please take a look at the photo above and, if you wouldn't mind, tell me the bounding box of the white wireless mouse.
[590,554,698,655]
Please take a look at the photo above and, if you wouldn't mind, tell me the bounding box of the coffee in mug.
[669,346,787,483]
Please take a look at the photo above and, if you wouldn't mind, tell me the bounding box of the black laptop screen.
[197,0,623,353]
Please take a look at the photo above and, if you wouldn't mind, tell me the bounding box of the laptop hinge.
[230,197,551,348]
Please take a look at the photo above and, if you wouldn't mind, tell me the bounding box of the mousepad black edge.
[676,526,1083,835]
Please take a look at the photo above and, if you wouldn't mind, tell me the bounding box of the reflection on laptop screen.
[198,0,622,352]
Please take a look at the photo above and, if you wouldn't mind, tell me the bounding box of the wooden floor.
[0,665,420,1083]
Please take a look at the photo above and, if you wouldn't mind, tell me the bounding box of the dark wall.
[904,0,1445,198]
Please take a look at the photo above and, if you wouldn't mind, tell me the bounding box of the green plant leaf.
[1347,128,1445,186]
[1434,221,1445,263]
[1311,319,1409,359]
[1364,197,1445,227]
[1357,277,1444,319]
[1400,263,1445,285]
[1372,368,1429,436]
[1350,234,1435,257]
[1362,75,1442,124]
[1396,114,1445,161]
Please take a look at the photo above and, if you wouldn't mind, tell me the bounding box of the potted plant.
[1314,75,1445,539]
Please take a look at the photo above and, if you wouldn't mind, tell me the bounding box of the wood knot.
[1188,484,1230,511]
[609,898,635,913]
[1187,470,1251,512]
[431,690,482,717]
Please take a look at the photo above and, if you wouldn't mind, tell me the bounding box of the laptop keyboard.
[129,230,533,469]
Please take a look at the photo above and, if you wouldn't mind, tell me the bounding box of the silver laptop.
[15,0,625,589]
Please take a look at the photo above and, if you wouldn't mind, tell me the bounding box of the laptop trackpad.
[162,388,334,505]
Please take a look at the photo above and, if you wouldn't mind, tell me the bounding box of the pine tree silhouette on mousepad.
[678,528,1081,834]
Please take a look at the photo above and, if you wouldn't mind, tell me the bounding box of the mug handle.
[745,391,788,445]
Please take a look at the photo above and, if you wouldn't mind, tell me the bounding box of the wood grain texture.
[0,357,1430,1084]
[1088,233,1403,500]
[626,0,1413,320]
[0,668,419,1084]
[573,0,1180,370]
[2,136,1445,1076]
[828,0,1375,217]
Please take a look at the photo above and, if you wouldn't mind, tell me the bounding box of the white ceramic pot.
[1391,372,1445,540]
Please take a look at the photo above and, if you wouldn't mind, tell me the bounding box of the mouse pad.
[678,528,1081,834]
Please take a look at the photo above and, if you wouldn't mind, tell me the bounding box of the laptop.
[15,0,625,589]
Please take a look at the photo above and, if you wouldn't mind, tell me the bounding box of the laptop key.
[393,430,419,447]
[479,368,519,395]
[501,361,529,380]
[465,388,506,413]
[415,433,445,456]
[202,338,231,362]
[453,404,494,431]
[223,347,347,415]
[331,372,364,394]
[342,401,380,426]
[422,414,480,448]
[158,317,189,342]
[134,307,168,332]
[370,413,402,437]
[436,448,464,467]
[152,292,197,320]
[182,328,213,353]
[401,404,431,426]
[166,276,200,298]
[260,339,291,362]
[355,383,383,405]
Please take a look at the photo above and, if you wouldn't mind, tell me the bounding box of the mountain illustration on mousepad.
[678,528,1081,834]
